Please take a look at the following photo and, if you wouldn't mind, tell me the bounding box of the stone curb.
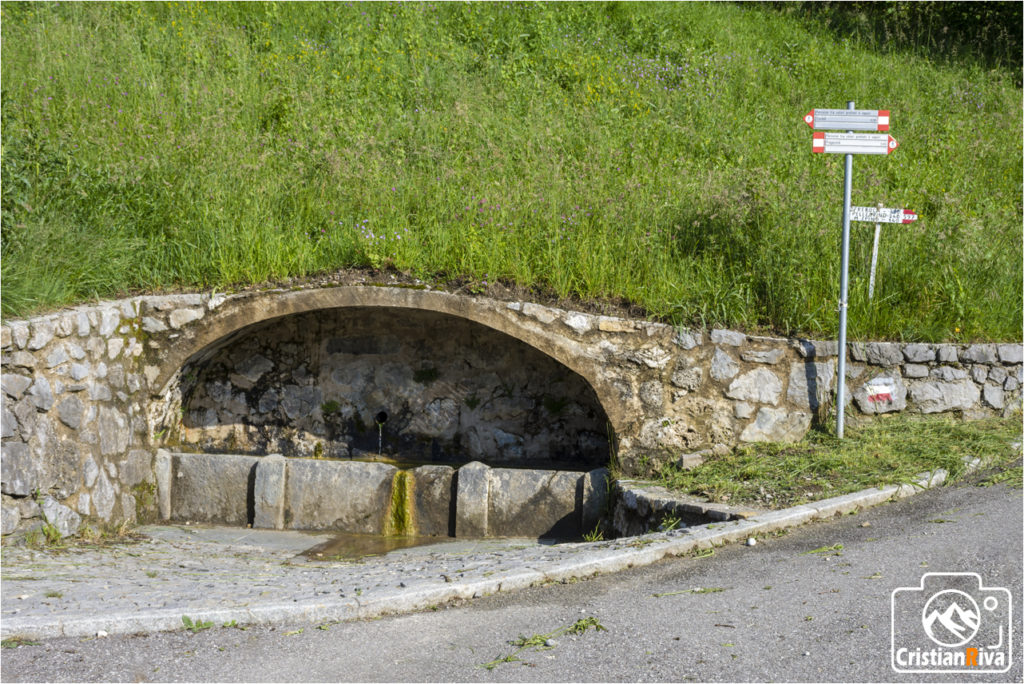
[0,460,978,641]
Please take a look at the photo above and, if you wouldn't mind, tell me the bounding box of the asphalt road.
[3,475,1021,683]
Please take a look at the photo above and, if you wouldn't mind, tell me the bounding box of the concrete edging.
[0,459,978,640]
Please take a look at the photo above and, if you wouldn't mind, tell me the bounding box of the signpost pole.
[835,101,854,439]
[868,201,883,300]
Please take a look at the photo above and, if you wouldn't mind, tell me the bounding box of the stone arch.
[151,287,627,464]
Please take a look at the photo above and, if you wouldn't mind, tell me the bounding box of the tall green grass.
[2,2,1020,340]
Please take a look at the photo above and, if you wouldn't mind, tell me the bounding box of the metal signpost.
[848,203,918,299]
[806,101,901,439]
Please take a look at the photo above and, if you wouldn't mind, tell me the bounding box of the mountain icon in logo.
[921,590,980,647]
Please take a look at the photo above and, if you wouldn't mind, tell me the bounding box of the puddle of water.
[301,533,442,560]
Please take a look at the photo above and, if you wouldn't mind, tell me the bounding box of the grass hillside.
[2,2,1021,341]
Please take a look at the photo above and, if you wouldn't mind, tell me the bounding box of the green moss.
[383,470,415,537]
[132,481,159,524]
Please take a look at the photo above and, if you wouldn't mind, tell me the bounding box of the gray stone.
[98,310,120,336]
[0,326,10,349]
[57,396,84,429]
[670,367,703,392]
[28,320,55,350]
[487,467,582,538]
[118,449,151,488]
[1,442,37,496]
[141,317,168,333]
[741,349,785,365]
[5,351,36,369]
[83,456,99,488]
[971,366,989,384]
[983,384,1005,410]
[1005,376,1020,392]
[562,313,591,335]
[97,407,130,456]
[411,465,455,537]
[734,402,755,419]
[46,345,70,368]
[710,329,745,347]
[28,377,55,411]
[581,468,609,535]
[932,366,968,382]
[107,338,124,360]
[76,312,91,337]
[997,344,1023,364]
[625,347,672,369]
[258,389,279,414]
[1,503,20,535]
[2,406,16,439]
[69,363,90,381]
[235,354,274,385]
[89,381,112,402]
[40,495,81,538]
[155,449,172,520]
[961,344,998,364]
[2,373,32,399]
[710,348,739,381]
[76,492,91,516]
[66,342,86,360]
[853,375,907,414]
[639,381,663,409]
[787,361,836,411]
[92,469,117,520]
[56,314,75,338]
[864,342,904,366]
[168,308,204,329]
[170,452,259,526]
[793,339,838,359]
[908,379,981,414]
[989,366,1008,385]
[285,459,394,533]
[739,408,811,443]
[455,461,490,538]
[281,385,322,421]
[10,323,30,350]
[726,369,782,405]
[673,329,701,350]
[253,454,287,530]
[902,343,935,363]
[121,493,137,524]
[903,364,929,379]
[849,343,867,362]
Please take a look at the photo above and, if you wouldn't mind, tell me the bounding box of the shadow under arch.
[155,288,623,470]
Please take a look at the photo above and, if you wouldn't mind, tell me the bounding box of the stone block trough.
[155,450,609,540]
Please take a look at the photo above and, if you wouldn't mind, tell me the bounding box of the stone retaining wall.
[2,286,1021,539]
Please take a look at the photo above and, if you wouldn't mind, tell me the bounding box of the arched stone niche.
[176,307,611,470]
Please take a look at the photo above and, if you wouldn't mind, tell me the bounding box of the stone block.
[522,303,557,325]
[726,368,782,405]
[971,366,988,384]
[155,449,172,520]
[168,308,204,329]
[787,361,836,411]
[2,373,32,399]
[2,407,16,439]
[0,326,10,349]
[865,342,904,366]
[40,495,81,538]
[853,375,907,414]
[171,452,259,526]
[118,449,152,488]
[97,407,129,455]
[27,378,54,411]
[710,348,739,381]
[98,310,120,337]
[673,329,701,350]
[10,323,30,349]
[670,367,703,392]
[903,364,929,379]
[739,408,811,443]
[997,344,1023,365]
[639,381,663,409]
[983,384,1005,410]
[487,467,582,538]
[28,320,55,351]
[581,468,609,535]
[1,503,19,535]
[56,396,84,429]
[908,379,981,414]
[411,465,454,537]
[46,345,70,368]
[285,459,394,533]
[455,461,490,538]
[253,454,287,530]
[961,344,998,364]
[989,366,1008,385]
[562,313,591,335]
[1,442,37,496]
[597,317,635,333]
[141,317,168,333]
[741,349,785,365]
[902,344,935,363]
[711,329,746,347]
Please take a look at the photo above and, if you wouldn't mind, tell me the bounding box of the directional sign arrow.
[849,206,918,223]
[804,108,890,131]
[812,132,898,155]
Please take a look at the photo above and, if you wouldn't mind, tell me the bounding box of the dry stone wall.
[2,285,1021,539]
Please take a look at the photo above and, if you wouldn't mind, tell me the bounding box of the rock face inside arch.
[178,307,610,470]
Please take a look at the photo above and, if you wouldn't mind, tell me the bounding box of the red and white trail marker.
[812,132,898,155]
[804,108,890,131]
[849,206,918,224]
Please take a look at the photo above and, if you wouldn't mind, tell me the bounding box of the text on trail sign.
[804,109,890,131]
[812,132,899,155]
[849,206,918,224]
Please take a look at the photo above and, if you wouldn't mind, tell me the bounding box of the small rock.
[544,639,558,648]
[746,537,757,547]
[97,631,109,638]
[860,522,871,528]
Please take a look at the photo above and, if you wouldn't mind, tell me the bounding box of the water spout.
[375,410,388,456]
